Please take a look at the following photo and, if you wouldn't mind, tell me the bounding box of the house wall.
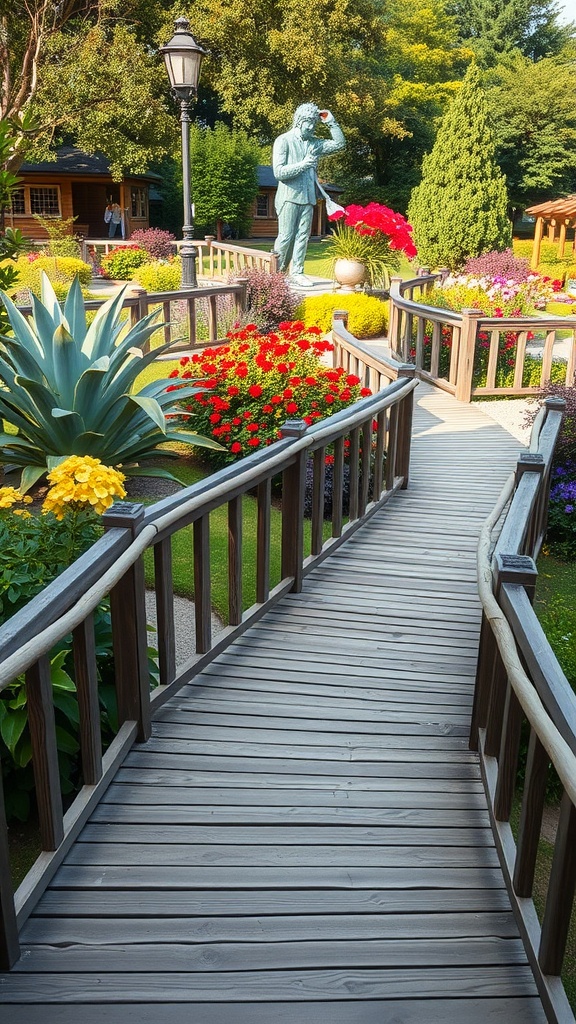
[7,174,151,240]
[248,186,329,238]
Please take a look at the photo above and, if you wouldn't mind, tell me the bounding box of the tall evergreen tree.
[407,65,511,270]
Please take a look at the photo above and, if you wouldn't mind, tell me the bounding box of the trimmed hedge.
[296,292,388,338]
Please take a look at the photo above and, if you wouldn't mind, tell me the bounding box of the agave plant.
[0,273,221,491]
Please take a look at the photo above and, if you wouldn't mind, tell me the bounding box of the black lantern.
[160,17,207,288]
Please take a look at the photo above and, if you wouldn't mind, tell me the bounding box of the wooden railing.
[470,395,576,1023]
[17,281,248,352]
[388,274,576,402]
[81,237,278,280]
[0,359,417,969]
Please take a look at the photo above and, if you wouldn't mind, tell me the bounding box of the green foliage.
[512,239,573,267]
[101,246,148,281]
[0,274,222,490]
[132,260,182,292]
[486,54,576,210]
[323,229,400,289]
[33,216,81,258]
[8,255,92,296]
[0,119,31,327]
[191,123,260,238]
[450,0,573,66]
[408,65,511,269]
[296,293,388,338]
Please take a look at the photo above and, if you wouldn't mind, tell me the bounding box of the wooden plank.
[32,886,516,918]
[15,936,527,972]
[0,965,538,1002]
[148,723,471,747]
[2,999,547,1024]
[64,843,497,869]
[113,768,480,791]
[127,738,478,764]
[153,709,471,737]
[77,823,495,846]
[21,910,520,944]
[89,804,490,826]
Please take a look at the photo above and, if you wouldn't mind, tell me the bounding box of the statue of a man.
[272,103,345,287]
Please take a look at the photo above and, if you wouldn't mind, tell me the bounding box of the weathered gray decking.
[2,383,547,1022]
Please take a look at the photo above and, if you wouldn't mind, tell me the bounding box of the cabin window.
[9,185,61,217]
[256,193,269,218]
[30,187,61,216]
[11,188,26,215]
[131,187,147,218]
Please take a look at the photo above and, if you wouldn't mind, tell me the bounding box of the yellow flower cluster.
[42,456,126,520]
[0,486,33,510]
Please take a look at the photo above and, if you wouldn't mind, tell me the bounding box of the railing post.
[395,364,416,488]
[388,277,402,359]
[280,420,308,593]
[0,773,20,968]
[102,502,151,742]
[269,251,279,273]
[332,310,349,370]
[129,286,150,345]
[455,308,483,403]
[235,277,249,316]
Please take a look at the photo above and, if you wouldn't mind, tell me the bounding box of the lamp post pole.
[179,97,197,288]
[160,16,207,290]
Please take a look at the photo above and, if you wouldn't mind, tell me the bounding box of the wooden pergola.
[525,195,576,269]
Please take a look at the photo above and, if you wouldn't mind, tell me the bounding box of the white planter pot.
[333,257,367,292]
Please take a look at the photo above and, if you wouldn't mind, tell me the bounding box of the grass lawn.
[233,239,418,282]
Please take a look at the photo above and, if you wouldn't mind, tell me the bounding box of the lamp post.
[161,17,207,289]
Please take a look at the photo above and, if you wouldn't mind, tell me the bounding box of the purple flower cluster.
[462,249,532,283]
[550,477,576,513]
[236,269,300,331]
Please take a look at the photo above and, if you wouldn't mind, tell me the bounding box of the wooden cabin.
[249,164,344,239]
[8,147,161,240]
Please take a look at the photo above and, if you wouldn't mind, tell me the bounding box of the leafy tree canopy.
[190,123,260,238]
[408,64,511,269]
[0,0,176,176]
[486,53,576,209]
[448,0,574,65]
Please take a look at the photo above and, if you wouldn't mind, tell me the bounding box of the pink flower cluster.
[330,202,417,259]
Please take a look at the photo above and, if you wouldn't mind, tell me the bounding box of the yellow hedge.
[296,292,388,338]
[132,259,182,292]
[7,255,92,296]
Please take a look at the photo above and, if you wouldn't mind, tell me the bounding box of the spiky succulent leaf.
[62,276,88,346]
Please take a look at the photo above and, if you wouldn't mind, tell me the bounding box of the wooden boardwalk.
[2,384,547,1022]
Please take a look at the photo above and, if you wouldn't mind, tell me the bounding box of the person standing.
[272,103,345,286]
[104,202,124,239]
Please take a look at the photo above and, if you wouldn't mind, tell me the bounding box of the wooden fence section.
[388,274,576,402]
[0,380,555,1022]
[81,238,278,280]
[470,396,576,1024]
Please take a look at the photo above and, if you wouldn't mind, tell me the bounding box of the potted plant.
[325,202,417,291]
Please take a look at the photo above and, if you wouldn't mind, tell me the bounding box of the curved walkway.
[1,383,546,1022]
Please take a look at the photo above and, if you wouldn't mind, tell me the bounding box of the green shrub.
[33,215,82,258]
[537,263,567,283]
[296,292,388,338]
[132,259,182,292]
[8,254,92,296]
[101,245,148,280]
[513,239,573,267]
[546,300,576,316]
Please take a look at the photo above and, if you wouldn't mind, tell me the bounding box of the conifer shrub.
[296,292,388,338]
[408,65,511,269]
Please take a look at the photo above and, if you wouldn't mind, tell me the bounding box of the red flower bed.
[168,322,372,463]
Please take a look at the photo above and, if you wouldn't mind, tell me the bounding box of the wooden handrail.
[0,361,417,968]
[388,275,576,402]
[471,395,576,1023]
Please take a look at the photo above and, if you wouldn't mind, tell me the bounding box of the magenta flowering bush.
[462,248,533,283]
[326,202,417,287]
[130,228,176,260]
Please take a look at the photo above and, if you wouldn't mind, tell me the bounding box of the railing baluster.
[494,683,523,820]
[26,655,64,850]
[154,538,177,686]
[187,297,197,348]
[514,731,549,897]
[395,367,415,487]
[385,403,399,492]
[311,447,326,556]
[280,421,308,592]
[373,410,385,499]
[513,331,528,391]
[348,427,360,520]
[72,614,103,785]
[208,294,218,344]
[360,419,371,517]
[228,495,243,626]
[163,301,171,346]
[332,435,344,538]
[486,330,500,390]
[539,793,576,975]
[540,330,556,386]
[484,645,508,758]
[256,479,271,604]
[430,321,441,378]
[0,774,19,968]
[103,503,151,742]
[194,514,212,653]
